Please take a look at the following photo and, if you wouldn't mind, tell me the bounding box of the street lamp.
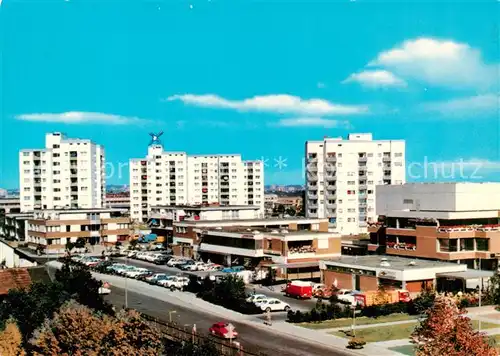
[169,310,177,323]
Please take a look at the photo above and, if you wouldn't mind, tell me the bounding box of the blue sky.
[1,0,499,188]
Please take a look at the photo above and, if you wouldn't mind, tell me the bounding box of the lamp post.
[478,257,482,332]
[351,303,357,337]
[169,310,177,323]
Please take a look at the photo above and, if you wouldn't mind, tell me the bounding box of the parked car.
[205,264,224,272]
[209,322,238,339]
[162,276,190,291]
[82,257,102,267]
[255,298,291,312]
[222,266,245,273]
[92,260,113,272]
[182,261,205,271]
[153,255,172,265]
[246,294,268,304]
[178,260,196,270]
[106,263,128,274]
[145,273,171,284]
[125,268,151,279]
[98,286,111,295]
[167,258,188,267]
[157,276,178,287]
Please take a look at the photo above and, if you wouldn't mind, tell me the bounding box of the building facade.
[19,133,105,212]
[369,183,500,270]
[26,208,131,253]
[129,144,264,222]
[320,255,467,293]
[305,133,405,235]
[105,193,130,209]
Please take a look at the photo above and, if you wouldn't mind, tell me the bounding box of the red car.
[209,322,238,339]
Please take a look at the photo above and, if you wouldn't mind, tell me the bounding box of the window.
[476,239,489,251]
[395,153,403,157]
[347,181,355,185]
[24,169,30,173]
[23,161,30,165]
[23,152,30,156]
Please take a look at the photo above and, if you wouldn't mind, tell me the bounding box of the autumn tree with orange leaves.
[0,320,25,356]
[30,301,162,356]
[411,295,496,356]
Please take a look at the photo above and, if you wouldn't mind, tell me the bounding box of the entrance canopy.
[437,269,494,290]
[265,261,319,269]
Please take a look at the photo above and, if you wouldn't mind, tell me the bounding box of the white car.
[167,258,188,267]
[106,263,128,273]
[98,287,111,295]
[145,273,170,284]
[162,276,190,291]
[124,267,150,278]
[157,276,177,287]
[255,298,291,312]
[246,294,268,304]
[183,261,206,271]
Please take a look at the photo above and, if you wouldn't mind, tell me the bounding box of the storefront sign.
[378,270,398,279]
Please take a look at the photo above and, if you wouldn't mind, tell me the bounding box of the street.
[114,257,320,311]
[105,286,349,356]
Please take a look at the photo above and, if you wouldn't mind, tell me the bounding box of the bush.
[347,337,366,349]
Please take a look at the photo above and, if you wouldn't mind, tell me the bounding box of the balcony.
[325,156,337,163]
[308,184,318,190]
[308,203,318,209]
[383,156,391,162]
[358,156,367,163]
[325,175,336,181]
[326,203,336,209]
[307,157,318,163]
[326,185,336,191]
[307,175,318,182]
[308,165,318,172]
[326,193,336,199]
[386,242,416,251]
[307,193,318,199]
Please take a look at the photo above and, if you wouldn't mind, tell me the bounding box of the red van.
[284,281,313,299]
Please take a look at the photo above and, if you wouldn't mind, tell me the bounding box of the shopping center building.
[368,183,500,270]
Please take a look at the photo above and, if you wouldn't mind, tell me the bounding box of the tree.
[115,241,122,248]
[55,258,113,314]
[65,240,74,254]
[30,301,162,356]
[411,295,496,356]
[487,272,500,305]
[276,204,286,214]
[285,207,296,216]
[0,259,112,345]
[74,238,86,249]
[411,286,436,315]
[0,320,25,356]
[129,239,138,250]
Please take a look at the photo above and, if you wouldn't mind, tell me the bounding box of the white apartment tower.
[305,133,405,235]
[19,133,105,212]
[129,141,264,222]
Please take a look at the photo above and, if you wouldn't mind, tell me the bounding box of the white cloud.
[423,93,499,117]
[368,38,497,90]
[16,111,147,125]
[276,117,351,128]
[342,70,407,88]
[166,94,368,116]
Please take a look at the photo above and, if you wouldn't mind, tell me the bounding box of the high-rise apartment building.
[129,143,264,222]
[19,133,105,212]
[305,133,405,235]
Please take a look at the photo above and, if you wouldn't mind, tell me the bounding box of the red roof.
[0,269,32,296]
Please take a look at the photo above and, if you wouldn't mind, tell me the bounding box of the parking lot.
[72,252,317,312]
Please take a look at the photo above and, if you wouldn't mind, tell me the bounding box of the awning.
[265,261,320,269]
[437,270,494,289]
[437,270,495,280]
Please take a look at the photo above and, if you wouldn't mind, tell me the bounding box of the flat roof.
[151,204,260,211]
[175,216,329,226]
[437,270,495,280]
[322,255,466,271]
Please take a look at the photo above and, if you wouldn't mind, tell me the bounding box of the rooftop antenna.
[149,131,164,146]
